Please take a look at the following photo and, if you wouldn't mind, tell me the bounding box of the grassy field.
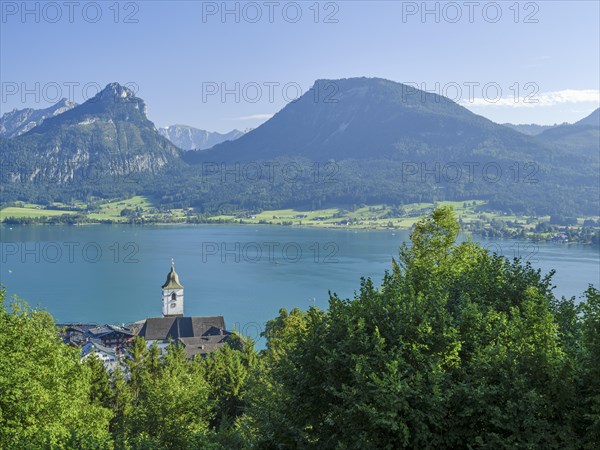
[0,206,76,220]
[0,197,586,235]
[87,196,156,221]
[206,200,492,229]
[0,198,529,229]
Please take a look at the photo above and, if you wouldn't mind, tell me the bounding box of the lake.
[1,224,598,344]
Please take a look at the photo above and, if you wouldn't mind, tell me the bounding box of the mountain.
[1,83,181,190]
[536,108,600,155]
[1,78,597,217]
[159,125,245,150]
[574,107,600,127]
[182,78,597,215]
[501,123,559,136]
[0,98,76,138]
[190,77,569,165]
[502,109,598,137]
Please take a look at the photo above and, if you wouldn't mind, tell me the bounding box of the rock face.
[159,125,245,150]
[1,83,182,186]
[0,98,76,138]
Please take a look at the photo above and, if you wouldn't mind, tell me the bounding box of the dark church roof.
[178,334,232,358]
[137,316,226,341]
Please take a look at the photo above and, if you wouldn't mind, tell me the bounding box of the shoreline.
[1,219,598,247]
[2,197,598,246]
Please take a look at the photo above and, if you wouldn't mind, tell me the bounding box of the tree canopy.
[1,206,598,448]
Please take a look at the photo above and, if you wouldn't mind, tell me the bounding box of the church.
[136,259,232,358]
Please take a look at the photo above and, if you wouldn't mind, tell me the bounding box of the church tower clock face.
[161,258,184,317]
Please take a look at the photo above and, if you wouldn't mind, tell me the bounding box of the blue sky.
[2,0,599,132]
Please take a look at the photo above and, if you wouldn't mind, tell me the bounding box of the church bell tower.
[162,258,184,317]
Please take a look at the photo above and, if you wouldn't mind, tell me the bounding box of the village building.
[81,341,119,372]
[135,259,232,359]
[58,323,136,350]
[96,325,137,349]
[58,323,98,347]
[58,259,232,368]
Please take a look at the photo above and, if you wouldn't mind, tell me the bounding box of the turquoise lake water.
[1,224,598,344]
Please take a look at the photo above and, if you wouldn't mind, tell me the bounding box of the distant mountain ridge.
[1,83,181,188]
[1,79,598,216]
[574,107,600,126]
[502,108,599,136]
[191,77,559,164]
[0,98,76,138]
[501,123,560,136]
[536,107,600,155]
[158,125,245,150]
[183,77,598,215]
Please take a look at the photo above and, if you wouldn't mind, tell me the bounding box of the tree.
[197,335,257,429]
[578,286,600,448]
[246,308,313,448]
[84,350,113,409]
[118,340,214,449]
[251,206,584,448]
[0,289,113,449]
[195,335,259,448]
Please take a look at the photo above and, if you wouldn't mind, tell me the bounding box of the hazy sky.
[2,1,599,132]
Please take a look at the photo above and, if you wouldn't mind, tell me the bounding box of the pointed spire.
[162,258,183,289]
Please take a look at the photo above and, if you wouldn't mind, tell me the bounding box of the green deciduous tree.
[1,206,598,449]
[578,286,600,448]
[0,290,113,449]
[197,335,257,429]
[250,206,592,449]
[115,340,213,449]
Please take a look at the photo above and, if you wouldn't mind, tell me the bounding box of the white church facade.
[136,259,233,358]
[162,258,185,317]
